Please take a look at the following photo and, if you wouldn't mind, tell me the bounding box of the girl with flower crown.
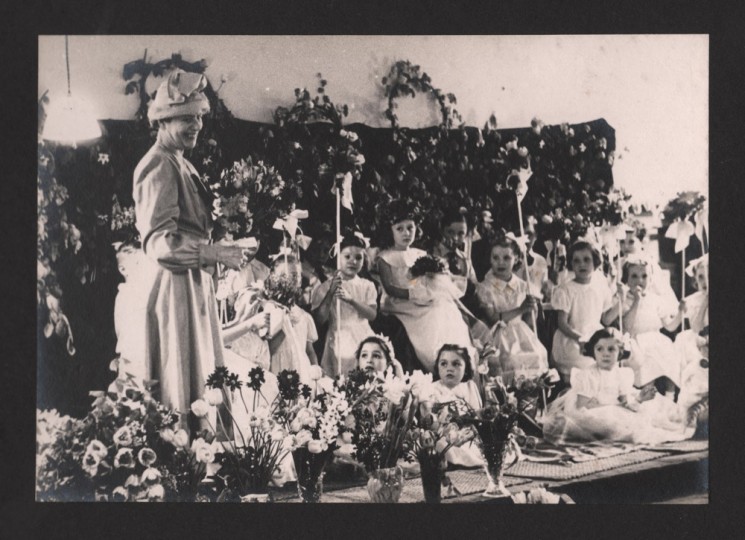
[375,200,476,373]
[475,231,549,385]
[312,233,378,378]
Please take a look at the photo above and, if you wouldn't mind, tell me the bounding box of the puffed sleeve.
[551,284,571,312]
[133,151,216,272]
[570,367,597,398]
[600,281,614,311]
[362,278,378,306]
[475,279,494,309]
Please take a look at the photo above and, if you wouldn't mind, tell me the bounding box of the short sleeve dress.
[550,279,613,380]
[475,272,548,384]
[311,275,377,378]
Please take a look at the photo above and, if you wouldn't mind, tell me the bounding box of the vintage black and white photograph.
[36,34,709,504]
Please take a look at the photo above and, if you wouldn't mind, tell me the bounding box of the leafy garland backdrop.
[39,52,639,416]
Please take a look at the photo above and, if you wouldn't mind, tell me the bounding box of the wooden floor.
[274,448,708,504]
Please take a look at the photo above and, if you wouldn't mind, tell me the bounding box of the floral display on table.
[256,367,352,502]
[191,366,289,502]
[403,400,475,503]
[346,369,426,502]
[452,369,558,498]
[36,378,209,502]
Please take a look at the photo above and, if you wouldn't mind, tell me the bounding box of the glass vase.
[418,450,446,504]
[366,465,404,503]
[479,439,512,498]
[292,447,329,503]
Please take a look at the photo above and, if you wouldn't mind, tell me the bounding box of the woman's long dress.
[133,139,225,429]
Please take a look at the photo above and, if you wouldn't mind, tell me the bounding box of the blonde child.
[619,257,682,397]
[550,241,622,382]
[376,201,474,372]
[543,329,686,445]
[475,233,548,385]
[312,233,377,378]
[109,241,151,390]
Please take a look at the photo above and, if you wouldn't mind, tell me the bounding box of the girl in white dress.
[543,329,688,445]
[619,257,683,397]
[430,345,484,467]
[672,255,709,370]
[475,233,548,385]
[312,234,377,378]
[376,203,475,372]
[109,241,151,390]
[551,241,622,382]
[263,254,319,385]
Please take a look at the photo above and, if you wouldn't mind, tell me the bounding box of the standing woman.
[133,70,246,431]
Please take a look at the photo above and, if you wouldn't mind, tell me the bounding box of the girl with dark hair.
[550,241,622,382]
[355,335,404,378]
[542,328,689,445]
[375,200,476,373]
[475,231,548,385]
[312,233,377,377]
[431,208,478,297]
[430,344,484,467]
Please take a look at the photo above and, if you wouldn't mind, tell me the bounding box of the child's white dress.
[113,280,149,384]
[311,275,377,378]
[476,272,548,384]
[674,290,708,371]
[622,290,683,388]
[268,303,317,385]
[432,380,484,467]
[377,248,474,372]
[542,365,689,445]
[550,279,614,380]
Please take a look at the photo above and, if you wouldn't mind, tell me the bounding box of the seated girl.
[475,231,549,385]
[618,256,683,398]
[430,344,484,467]
[542,329,689,445]
[376,201,477,373]
[672,255,709,370]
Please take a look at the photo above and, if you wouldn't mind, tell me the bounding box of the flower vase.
[418,449,446,504]
[292,448,329,503]
[366,465,404,503]
[479,439,512,498]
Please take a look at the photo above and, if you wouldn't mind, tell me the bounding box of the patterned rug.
[504,449,668,481]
